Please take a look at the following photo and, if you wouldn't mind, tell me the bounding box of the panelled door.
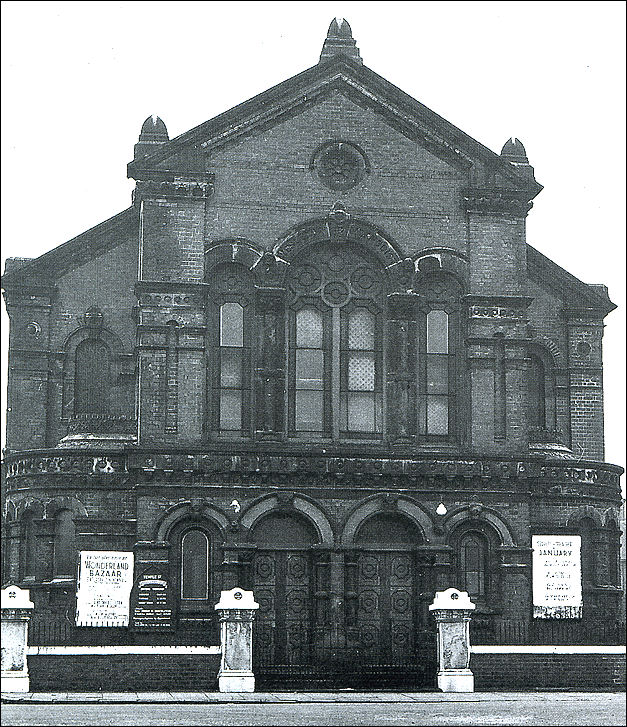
[353,549,417,665]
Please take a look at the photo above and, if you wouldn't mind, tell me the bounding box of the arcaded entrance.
[248,510,435,689]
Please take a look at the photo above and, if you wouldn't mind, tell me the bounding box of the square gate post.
[429,588,476,692]
[214,587,259,692]
[1,585,35,693]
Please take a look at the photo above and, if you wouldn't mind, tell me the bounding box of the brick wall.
[471,652,626,692]
[28,654,220,692]
[204,92,468,254]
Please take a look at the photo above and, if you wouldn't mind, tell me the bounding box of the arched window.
[450,523,498,602]
[415,274,461,441]
[53,509,76,578]
[181,529,210,600]
[341,307,382,433]
[529,354,547,429]
[294,307,327,432]
[424,309,450,435]
[75,339,111,414]
[207,263,253,436]
[459,532,487,598]
[287,243,383,439]
[219,302,244,431]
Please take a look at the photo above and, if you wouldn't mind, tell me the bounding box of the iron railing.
[470,619,626,645]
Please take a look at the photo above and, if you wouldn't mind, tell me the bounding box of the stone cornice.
[133,175,215,203]
[3,448,622,492]
[462,189,534,217]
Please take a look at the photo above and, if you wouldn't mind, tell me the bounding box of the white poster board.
[75,551,134,626]
[532,535,582,619]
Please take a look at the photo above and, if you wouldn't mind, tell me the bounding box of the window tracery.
[287,243,384,437]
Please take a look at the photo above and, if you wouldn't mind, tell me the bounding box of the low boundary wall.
[471,645,626,692]
[27,646,221,692]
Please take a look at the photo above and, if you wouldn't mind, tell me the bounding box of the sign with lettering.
[130,567,174,630]
[75,551,134,627]
[532,535,582,619]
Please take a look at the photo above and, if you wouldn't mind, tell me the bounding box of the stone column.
[429,588,476,693]
[1,585,35,693]
[214,587,259,693]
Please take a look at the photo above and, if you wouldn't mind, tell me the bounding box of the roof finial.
[320,18,362,64]
[134,116,169,161]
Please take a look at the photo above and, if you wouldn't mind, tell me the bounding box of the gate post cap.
[429,588,475,611]
[214,587,259,610]
[1,585,34,609]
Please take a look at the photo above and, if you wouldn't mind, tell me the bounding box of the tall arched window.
[287,243,384,439]
[208,263,253,436]
[459,532,487,598]
[53,509,76,578]
[529,354,547,429]
[181,529,210,600]
[294,307,327,432]
[425,309,450,435]
[75,339,111,414]
[219,302,244,431]
[341,307,382,433]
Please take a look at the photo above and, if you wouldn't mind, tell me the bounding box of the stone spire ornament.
[319,18,362,63]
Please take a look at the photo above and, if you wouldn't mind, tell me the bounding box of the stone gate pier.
[429,588,476,692]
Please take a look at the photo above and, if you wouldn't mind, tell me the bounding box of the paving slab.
[134,692,175,702]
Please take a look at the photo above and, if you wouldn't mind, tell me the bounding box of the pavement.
[2,690,625,703]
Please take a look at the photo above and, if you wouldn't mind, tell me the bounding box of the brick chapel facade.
[2,20,623,687]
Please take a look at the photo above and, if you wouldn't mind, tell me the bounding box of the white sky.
[1,1,625,478]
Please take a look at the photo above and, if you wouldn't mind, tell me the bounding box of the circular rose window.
[312,141,368,191]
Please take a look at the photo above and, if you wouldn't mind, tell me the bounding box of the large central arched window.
[287,244,383,438]
[294,307,328,432]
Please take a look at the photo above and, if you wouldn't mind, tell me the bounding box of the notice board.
[532,535,582,619]
[75,551,134,627]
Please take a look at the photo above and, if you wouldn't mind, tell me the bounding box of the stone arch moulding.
[443,505,516,546]
[155,500,231,542]
[12,497,44,521]
[413,247,469,289]
[340,493,435,547]
[602,507,621,527]
[567,505,603,529]
[273,209,404,272]
[204,239,264,274]
[45,496,88,520]
[240,493,334,547]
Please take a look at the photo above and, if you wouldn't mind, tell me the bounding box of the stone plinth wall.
[471,649,625,692]
[28,653,220,692]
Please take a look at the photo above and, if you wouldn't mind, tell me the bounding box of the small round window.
[312,140,369,191]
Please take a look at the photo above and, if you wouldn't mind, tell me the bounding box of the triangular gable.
[1,207,138,288]
[527,244,616,316]
[127,55,542,198]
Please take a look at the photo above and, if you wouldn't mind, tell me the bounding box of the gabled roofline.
[1,207,137,288]
[527,244,617,317]
[128,55,541,197]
